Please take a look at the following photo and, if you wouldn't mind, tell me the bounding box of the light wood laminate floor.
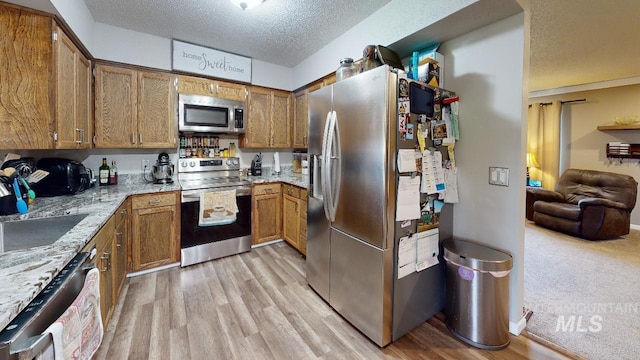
[96,242,578,360]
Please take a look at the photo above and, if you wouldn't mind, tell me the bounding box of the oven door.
[180,186,252,266]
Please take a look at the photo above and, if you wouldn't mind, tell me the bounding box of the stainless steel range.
[178,157,252,267]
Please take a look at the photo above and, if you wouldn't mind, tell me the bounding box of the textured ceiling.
[81,0,640,91]
[82,0,391,68]
[530,0,640,91]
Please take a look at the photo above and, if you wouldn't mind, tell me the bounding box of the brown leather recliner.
[527,169,638,240]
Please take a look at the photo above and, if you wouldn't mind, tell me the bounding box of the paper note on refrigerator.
[396,176,421,221]
[416,229,440,272]
[421,151,446,194]
[397,149,417,173]
[398,235,417,279]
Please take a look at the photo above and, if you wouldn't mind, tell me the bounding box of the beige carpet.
[524,222,640,360]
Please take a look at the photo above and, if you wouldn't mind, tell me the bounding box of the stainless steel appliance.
[0,252,96,359]
[178,157,252,267]
[152,152,175,184]
[178,93,245,134]
[307,65,453,346]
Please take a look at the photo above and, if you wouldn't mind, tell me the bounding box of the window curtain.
[527,101,562,190]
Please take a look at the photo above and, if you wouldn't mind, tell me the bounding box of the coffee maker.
[250,153,262,176]
[152,152,174,184]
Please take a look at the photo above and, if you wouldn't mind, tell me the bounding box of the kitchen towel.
[44,267,103,360]
[199,189,239,227]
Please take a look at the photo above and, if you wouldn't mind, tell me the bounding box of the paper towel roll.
[273,152,281,174]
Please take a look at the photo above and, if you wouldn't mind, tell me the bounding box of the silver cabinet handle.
[75,128,82,144]
[148,199,161,205]
[209,84,214,93]
[100,252,111,272]
[139,132,143,144]
[131,132,136,144]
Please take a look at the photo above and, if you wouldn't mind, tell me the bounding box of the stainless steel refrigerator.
[307,65,452,346]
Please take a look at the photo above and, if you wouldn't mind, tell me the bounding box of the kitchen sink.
[0,213,89,252]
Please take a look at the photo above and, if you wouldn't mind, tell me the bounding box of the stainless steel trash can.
[443,238,513,350]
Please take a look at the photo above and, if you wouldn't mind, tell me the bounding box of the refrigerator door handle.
[321,111,333,221]
[328,111,341,221]
[312,154,323,200]
[324,111,341,222]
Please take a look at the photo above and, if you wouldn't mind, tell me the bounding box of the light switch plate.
[489,167,509,186]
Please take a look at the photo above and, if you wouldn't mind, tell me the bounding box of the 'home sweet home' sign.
[172,40,252,83]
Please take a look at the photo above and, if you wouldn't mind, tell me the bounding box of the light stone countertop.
[0,169,308,331]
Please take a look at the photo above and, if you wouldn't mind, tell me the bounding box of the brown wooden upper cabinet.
[94,64,177,148]
[0,4,55,149]
[292,82,322,149]
[177,74,247,101]
[241,86,292,148]
[54,25,92,149]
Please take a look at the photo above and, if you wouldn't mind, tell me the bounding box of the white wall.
[50,0,94,52]
[292,0,477,89]
[92,23,293,91]
[439,13,526,326]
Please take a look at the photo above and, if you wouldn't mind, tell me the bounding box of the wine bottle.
[99,158,110,186]
[109,160,118,185]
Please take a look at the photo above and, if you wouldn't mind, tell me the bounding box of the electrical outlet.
[142,159,150,170]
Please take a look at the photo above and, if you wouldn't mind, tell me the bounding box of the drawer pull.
[148,199,161,205]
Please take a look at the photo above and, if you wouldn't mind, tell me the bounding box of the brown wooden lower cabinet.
[252,183,282,244]
[85,214,116,327]
[130,191,180,271]
[282,184,307,255]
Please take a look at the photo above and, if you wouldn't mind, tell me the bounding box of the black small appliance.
[250,153,262,176]
[0,175,29,215]
[30,158,92,197]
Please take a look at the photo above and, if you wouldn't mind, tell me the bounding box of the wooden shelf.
[597,124,640,131]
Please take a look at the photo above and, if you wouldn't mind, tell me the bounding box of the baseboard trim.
[631,224,640,230]
[126,262,180,278]
[510,316,527,336]
[251,238,284,248]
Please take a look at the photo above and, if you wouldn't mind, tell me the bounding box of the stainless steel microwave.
[178,93,245,133]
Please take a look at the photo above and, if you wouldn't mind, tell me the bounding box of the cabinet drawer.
[283,184,300,198]
[300,199,307,218]
[253,183,281,196]
[132,192,176,210]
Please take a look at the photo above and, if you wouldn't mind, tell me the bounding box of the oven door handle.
[181,188,252,202]
[10,332,53,359]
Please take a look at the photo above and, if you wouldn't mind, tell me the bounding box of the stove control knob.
[226,159,233,166]
[180,161,187,167]
[189,161,196,167]
[232,159,239,166]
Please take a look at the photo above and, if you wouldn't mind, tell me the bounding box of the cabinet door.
[54,27,92,149]
[114,204,128,298]
[252,193,282,244]
[214,80,247,101]
[91,219,115,327]
[177,75,214,96]
[293,82,321,149]
[282,194,300,248]
[0,5,54,149]
[94,64,138,148]
[76,52,92,148]
[242,86,271,148]
[292,90,308,148]
[271,90,292,148]
[131,205,178,271]
[138,71,176,148]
